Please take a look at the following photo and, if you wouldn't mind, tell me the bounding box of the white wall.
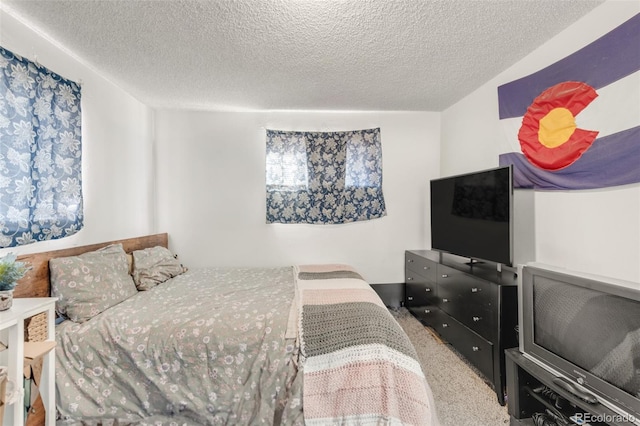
[0,9,156,256]
[441,1,640,283]
[154,110,440,283]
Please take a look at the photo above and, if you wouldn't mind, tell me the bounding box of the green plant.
[0,253,30,291]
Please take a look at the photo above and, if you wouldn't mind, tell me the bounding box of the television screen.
[533,277,640,398]
[430,166,512,265]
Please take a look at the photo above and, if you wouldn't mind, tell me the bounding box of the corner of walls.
[148,108,158,234]
[440,84,503,177]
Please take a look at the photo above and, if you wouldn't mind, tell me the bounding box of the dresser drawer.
[406,282,437,306]
[435,290,496,341]
[433,313,494,380]
[405,252,437,281]
[408,305,440,328]
[438,264,497,310]
[455,306,498,341]
[436,284,458,316]
[405,271,437,306]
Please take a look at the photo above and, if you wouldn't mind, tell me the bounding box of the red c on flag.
[518,81,599,171]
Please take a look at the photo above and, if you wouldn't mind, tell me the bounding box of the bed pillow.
[50,243,138,323]
[131,246,187,291]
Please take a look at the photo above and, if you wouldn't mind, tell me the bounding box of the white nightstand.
[0,297,57,426]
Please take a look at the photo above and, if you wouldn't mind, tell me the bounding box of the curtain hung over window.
[0,46,83,247]
[266,128,386,224]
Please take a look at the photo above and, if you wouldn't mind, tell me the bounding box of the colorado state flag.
[498,13,640,190]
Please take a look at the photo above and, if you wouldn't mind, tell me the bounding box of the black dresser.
[405,249,519,405]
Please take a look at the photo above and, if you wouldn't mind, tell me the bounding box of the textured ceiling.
[1,0,606,112]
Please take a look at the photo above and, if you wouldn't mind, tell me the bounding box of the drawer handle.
[424,309,431,314]
[472,316,481,322]
[407,296,413,301]
[442,298,449,303]
[472,346,480,352]
[423,266,430,270]
[442,323,449,328]
[441,274,449,278]
[407,259,414,263]
[425,288,431,292]
[471,287,480,293]
[407,277,413,281]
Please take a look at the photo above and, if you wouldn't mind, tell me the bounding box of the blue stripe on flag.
[499,126,640,189]
[498,13,640,119]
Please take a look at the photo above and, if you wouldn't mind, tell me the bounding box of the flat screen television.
[520,264,640,424]
[430,165,513,266]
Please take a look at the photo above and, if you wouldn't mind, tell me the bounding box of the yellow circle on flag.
[538,107,577,148]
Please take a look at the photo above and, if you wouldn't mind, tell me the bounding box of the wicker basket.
[24,312,48,343]
[0,291,12,312]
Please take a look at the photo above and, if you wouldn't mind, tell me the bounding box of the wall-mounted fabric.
[266,128,386,224]
[0,46,83,247]
[497,13,640,190]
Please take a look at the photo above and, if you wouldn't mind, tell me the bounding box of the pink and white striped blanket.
[294,264,440,426]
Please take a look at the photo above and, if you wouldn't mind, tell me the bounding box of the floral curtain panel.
[0,46,83,247]
[266,128,386,224]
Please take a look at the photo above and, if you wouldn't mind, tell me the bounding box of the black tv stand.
[506,349,638,426]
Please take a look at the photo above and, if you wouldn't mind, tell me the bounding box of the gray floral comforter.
[55,267,304,425]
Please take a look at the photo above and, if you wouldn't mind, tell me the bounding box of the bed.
[16,233,439,425]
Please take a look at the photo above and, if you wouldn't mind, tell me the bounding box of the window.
[0,46,83,247]
[266,128,386,224]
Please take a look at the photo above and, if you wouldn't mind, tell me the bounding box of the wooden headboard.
[14,233,168,299]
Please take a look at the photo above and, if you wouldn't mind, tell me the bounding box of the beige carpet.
[391,308,510,426]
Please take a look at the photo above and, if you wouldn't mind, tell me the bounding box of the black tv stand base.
[505,349,637,426]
